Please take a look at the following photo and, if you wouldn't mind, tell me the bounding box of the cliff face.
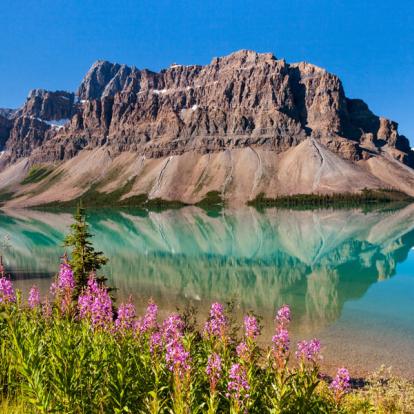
[0,50,413,206]
[5,50,411,164]
[4,89,76,160]
[31,51,411,164]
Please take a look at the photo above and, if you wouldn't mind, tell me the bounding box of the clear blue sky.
[1,0,413,143]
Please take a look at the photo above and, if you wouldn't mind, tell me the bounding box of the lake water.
[1,205,414,378]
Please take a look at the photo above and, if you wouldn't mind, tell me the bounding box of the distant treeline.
[248,189,413,210]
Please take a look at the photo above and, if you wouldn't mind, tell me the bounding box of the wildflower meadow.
[2,259,406,413]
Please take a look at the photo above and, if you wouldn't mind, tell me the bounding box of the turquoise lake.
[1,205,414,377]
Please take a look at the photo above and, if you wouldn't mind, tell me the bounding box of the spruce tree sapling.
[63,204,108,291]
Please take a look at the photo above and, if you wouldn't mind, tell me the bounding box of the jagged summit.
[0,49,413,207]
[77,60,138,100]
[211,49,277,64]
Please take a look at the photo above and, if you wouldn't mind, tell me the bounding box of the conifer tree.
[63,204,108,290]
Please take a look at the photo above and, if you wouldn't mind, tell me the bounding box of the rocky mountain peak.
[19,89,75,121]
[77,60,138,100]
[2,89,76,159]
[211,49,277,66]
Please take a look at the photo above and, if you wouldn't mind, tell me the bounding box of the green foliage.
[0,191,15,205]
[248,189,413,210]
[196,191,224,216]
[39,179,137,208]
[21,166,53,185]
[0,301,413,413]
[63,205,108,289]
[38,177,187,210]
[0,306,328,413]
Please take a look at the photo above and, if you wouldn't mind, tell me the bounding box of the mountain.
[0,50,413,207]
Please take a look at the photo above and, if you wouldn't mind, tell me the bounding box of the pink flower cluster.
[272,328,290,358]
[295,339,321,362]
[244,315,260,339]
[272,305,291,365]
[236,341,250,362]
[166,340,191,378]
[163,314,191,378]
[203,302,228,339]
[206,352,222,392]
[28,285,40,309]
[78,274,113,329]
[134,302,161,351]
[276,304,291,327]
[150,331,163,354]
[0,276,15,304]
[51,262,76,314]
[115,299,136,332]
[136,301,158,334]
[2,264,352,406]
[50,262,75,294]
[163,314,184,342]
[330,367,350,398]
[227,363,250,408]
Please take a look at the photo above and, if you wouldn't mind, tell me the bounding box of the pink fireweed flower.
[227,363,250,409]
[0,276,15,304]
[206,352,222,392]
[165,339,191,379]
[115,299,136,333]
[163,313,185,342]
[50,262,75,294]
[295,338,321,363]
[50,262,75,315]
[150,331,163,355]
[203,302,228,339]
[276,304,291,328]
[272,327,290,366]
[244,315,260,339]
[163,313,190,378]
[86,272,100,294]
[236,341,251,363]
[330,367,351,400]
[137,300,158,334]
[28,285,40,309]
[77,291,93,317]
[78,274,113,329]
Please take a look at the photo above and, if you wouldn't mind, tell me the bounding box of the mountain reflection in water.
[1,205,414,376]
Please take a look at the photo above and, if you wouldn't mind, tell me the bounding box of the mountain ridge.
[0,49,413,207]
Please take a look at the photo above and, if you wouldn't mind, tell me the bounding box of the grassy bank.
[37,179,188,210]
[20,166,54,185]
